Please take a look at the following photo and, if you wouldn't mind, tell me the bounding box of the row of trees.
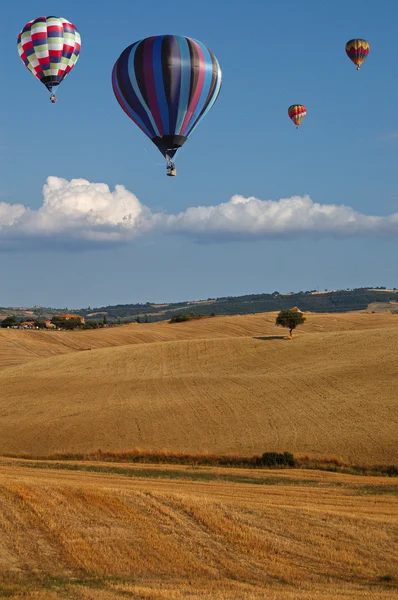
[169,312,216,323]
[0,315,110,329]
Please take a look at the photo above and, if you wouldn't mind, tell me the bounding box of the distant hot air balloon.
[112,35,222,176]
[17,16,81,103]
[345,39,370,70]
[288,105,307,129]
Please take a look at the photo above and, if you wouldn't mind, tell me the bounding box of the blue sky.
[1,0,397,308]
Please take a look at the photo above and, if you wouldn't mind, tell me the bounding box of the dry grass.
[0,318,397,463]
[0,311,397,370]
[0,459,397,599]
[1,313,397,599]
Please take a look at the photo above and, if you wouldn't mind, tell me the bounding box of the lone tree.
[275,308,306,338]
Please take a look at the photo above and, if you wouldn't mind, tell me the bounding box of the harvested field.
[0,459,397,599]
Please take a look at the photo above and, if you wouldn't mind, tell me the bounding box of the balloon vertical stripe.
[185,49,222,137]
[127,43,161,137]
[142,37,165,136]
[162,36,181,135]
[112,61,153,138]
[173,36,192,136]
[153,35,170,135]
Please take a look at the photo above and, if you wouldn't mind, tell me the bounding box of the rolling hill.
[0,313,396,463]
[0,311,396,369]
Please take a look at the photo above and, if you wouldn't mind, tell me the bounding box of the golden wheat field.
[0,312,397,599]
[0,312,397,463]
[0,458,397,599]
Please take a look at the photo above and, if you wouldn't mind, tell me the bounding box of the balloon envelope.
[345,39,370,69]
[112,35,222,159]
[17,16,81,92]
[288,105,307,128]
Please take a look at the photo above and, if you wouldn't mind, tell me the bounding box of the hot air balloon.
[345,39,370,70]
[112,35,222,176]
[17,16,81,103]
[288,105,307,129]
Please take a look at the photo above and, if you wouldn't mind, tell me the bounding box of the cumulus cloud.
[0,176,397,250]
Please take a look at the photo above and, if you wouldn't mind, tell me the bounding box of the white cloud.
[0,176,397,250]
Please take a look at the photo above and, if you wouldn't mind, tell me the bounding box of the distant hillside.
[1,287,397,323]
[67,287,398,322]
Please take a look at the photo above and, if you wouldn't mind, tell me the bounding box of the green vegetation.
[169,312,205,323]
[0,315,17,327]
[2,459,398,497]
[6,450,397,478]
[1,287,398,324]
[276,308,306,338]
[51,316,83,330]
[261,451,295,466]
[83,321,100,329]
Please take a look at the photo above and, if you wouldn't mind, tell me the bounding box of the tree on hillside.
[83,321,99,329]
[1,315,17,328]
[103,315,108,325]
[275,308,306,338]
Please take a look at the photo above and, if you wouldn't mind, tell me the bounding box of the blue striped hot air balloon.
[112,35,222,176]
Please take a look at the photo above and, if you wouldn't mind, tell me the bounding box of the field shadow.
[253,335,289,341]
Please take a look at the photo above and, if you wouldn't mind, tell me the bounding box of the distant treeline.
[78,287,398,323]
[1,287,397,324]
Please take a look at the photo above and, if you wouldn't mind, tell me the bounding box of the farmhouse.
[20,321,36,329]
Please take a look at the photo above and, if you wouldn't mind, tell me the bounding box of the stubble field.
[0,459,397,599]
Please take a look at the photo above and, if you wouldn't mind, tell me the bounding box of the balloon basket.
[167,165,176,177]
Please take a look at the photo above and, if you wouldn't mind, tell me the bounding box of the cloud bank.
[1,176,397,250]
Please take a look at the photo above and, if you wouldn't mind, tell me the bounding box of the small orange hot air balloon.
[345,39,370,70]
[288,105,306,129]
